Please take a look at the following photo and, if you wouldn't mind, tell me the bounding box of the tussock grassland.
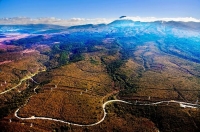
[119,42,200,102]
[0,51,47,93]
[18,53,115,125]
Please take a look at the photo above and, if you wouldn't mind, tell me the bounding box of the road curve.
[14,98,200,126]
[15,100,132,127]
[0,69,45,95]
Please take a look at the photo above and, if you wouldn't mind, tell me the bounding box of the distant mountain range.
[0,17,200,26]
[1,19,200,64]
[1,19,200,34]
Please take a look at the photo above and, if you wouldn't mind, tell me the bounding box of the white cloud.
[124,16,200,22]
[0,17,199,26]
[0,17,114,26]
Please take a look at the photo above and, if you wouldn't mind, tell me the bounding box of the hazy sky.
[0,0,200,19]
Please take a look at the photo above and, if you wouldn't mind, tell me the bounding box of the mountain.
[2,19,199,63]
[1,19,200,132]
[108,19,136,27]
[0,24,68,34]
[68,24,106,29]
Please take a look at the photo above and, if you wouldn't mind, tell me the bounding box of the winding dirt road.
[15,100,131,127]
[0,69,45,95]
[4,67,199,127]
[14,98,200,127]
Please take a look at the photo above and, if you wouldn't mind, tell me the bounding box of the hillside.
[0,19,200,131]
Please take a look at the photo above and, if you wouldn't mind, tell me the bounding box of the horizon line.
[0,16,200,26]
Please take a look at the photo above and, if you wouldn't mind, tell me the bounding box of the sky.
[0,0,200,19]
[0,0,200,25]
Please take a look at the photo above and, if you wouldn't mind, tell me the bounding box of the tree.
[70,53,84,62]
[59,52,69,66]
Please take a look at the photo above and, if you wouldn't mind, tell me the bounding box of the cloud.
[0,17,114,26]
[0,17,199,26]
[124,16,200,22]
